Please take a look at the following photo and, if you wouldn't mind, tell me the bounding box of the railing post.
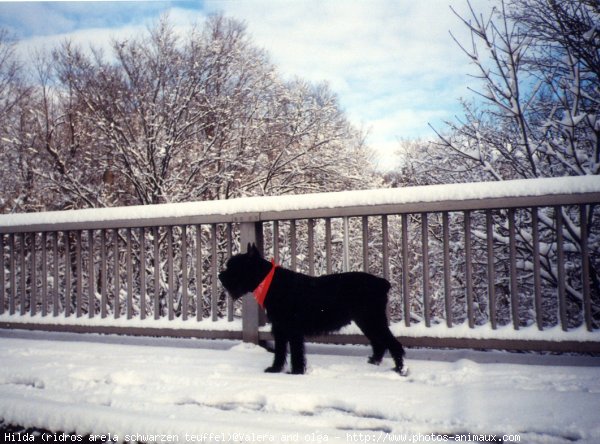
[239,220,263,344]
[0,234,4,316]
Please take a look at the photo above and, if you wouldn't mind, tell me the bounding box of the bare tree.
[400,0,600,327]
[0,30,37,213]
[429,0,599,181]
[13,15,373,210]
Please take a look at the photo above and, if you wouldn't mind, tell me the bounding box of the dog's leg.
[368,322,406,374]
[358,314,407,375]
[366,327,387,365]
[265,327,287,373]
[289,333,306,375]
[368,342,387,365]
[354,317,386,365]
[383,328,406,375]
[365,332,387,366]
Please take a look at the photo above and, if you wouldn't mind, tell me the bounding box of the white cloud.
[208,0,488,166]
[13,6,207,61]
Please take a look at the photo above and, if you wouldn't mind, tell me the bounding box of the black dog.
[219,244,406,375]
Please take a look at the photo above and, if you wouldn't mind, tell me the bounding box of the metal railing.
[1,177,599,352]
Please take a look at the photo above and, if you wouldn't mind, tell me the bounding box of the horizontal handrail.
[1,176,599,233]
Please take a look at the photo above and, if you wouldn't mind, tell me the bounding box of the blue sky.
[0,0,488,169]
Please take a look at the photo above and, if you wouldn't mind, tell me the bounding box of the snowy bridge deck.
[1,330,600,443]
[1,176,599,352]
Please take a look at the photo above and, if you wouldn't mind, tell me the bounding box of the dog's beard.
[220,282,244,300]
[219,278,245,300]
[224,288,245,300]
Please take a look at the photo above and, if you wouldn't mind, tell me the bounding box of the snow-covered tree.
[2,15,374,212]
[430,0,599,181]
[401,0,600,327]
[0,30,37,213]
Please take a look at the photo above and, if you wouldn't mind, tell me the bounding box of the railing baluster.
[167,226,174,321]
[65,231,71,317]
[362,216,369,273]
[75,230,83,317]
[290,220,297,271]
[210,223,218,322]
[30,232,37,316]
[401,214,410,327]
[580,205,592,331]
[100,229,107,318]
[195,224,203,321]
[41,232,47,316]
[181,225,188,321]
[464,210,474,328]
[153,226,160,320]
[126,228,133,319]
[325,218,332,274]
[508,208,519,330]
[443,212,452,328]
[226,223,233,322]
[422,213,430,327]
[381,215,389,281]
[382,215,391,322]
[272,220,280,264]
[343,216,350,272]
[113,229,120,319]
[139,227,146,320]
[532,208,542,330]
[273,221,280,264]
[52,232,58,316]
[19,233,25,315]
[486,211,497,330]
[88,229,95,318]
[555,206,567,331]
[9,234,15,315]
[308,218,315,276]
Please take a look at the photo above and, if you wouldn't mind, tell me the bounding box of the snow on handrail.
[1,176,599,232]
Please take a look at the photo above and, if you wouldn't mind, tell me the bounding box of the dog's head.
[218,243,268,300]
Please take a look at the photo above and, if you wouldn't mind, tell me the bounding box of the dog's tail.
[376,277,392,301]
[382,278,391,294]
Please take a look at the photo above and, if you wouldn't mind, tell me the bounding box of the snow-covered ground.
[1,330,599,444]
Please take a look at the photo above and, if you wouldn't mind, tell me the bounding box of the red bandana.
[253,260,278,309]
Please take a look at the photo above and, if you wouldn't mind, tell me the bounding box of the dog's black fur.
[219,244,405,375]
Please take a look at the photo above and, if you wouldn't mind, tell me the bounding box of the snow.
[0,313,243,332]
[1,176,599,229]
[3,313,599,344]
[343,322,600,343]
[1,330,600,444]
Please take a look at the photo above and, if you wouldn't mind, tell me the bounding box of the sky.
[0,0,491,170]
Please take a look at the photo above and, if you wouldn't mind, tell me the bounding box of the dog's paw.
[264,366,284,373]
[288,368,306,375]
[395,367,410,377]
[368,356,382,366]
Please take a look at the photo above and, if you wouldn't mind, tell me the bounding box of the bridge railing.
[1,176,599,352]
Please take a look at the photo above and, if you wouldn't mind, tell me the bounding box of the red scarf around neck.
[253,259,278,309]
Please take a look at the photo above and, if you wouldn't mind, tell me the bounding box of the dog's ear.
[247,242,259,257]
[248,242,262,258]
